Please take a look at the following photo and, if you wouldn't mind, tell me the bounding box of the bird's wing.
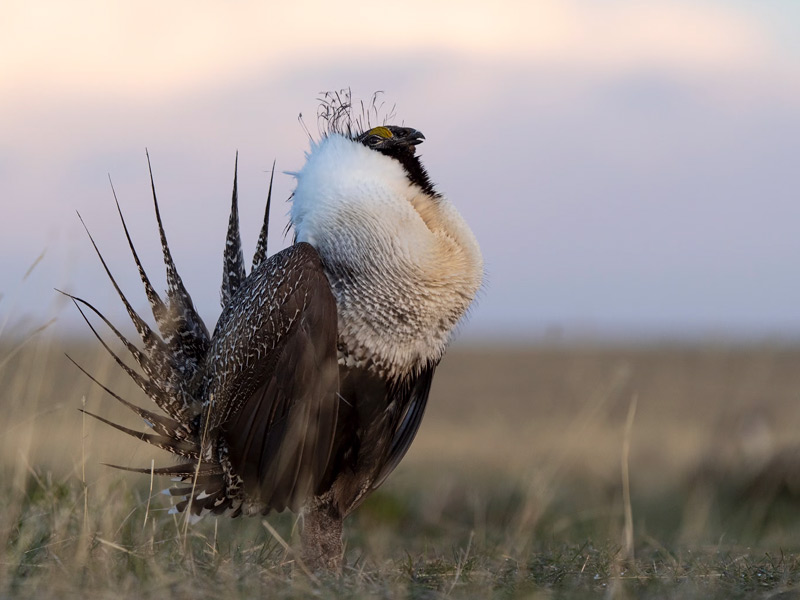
[210,242,340,513]
[372,363,437,490]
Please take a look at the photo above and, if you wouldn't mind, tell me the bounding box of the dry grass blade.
[22,250,47,281]
[0,318,56,371]
[622,393,638,562]
[81,396,89,536]
[182,402,214,547]
[96,537,137,556]
[261,519,320,585]
[0,249,48,341]
[447,530,474,595]
[143,459,154,532]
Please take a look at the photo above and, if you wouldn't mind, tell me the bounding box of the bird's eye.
[358,127,394,148]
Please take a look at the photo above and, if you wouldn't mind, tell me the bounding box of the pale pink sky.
[1,1,799,341]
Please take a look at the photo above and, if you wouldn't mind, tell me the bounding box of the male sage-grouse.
[68,98,483,570]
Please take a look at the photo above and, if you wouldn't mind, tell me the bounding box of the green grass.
[5,338,800,598]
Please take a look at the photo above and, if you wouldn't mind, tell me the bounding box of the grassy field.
[4,336,800,598]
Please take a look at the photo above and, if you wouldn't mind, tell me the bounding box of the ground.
[3,339,800,598]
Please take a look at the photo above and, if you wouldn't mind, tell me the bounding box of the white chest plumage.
[291,134,483,378]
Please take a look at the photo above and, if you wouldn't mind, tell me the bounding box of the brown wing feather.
[372,363,436,490]
[212,243,339,513]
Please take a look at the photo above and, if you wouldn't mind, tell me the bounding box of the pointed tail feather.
[81,409,200,458]
[58,289,165,385]
[252,160,275,270]
[76,213,168,365]
[74,191,205,421]
[109,176,170,331]
[145,150,210,369]
[58,292,197,422]
[63,294,178,410]
[66,354,191,440]
[221,152,247,307]
[104,463,223,478]
[72,155,241,521]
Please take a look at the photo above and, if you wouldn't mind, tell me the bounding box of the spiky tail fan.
[66,152,274,517]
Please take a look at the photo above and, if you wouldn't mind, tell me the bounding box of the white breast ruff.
[290,134,483,377]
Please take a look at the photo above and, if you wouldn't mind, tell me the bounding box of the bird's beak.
[398,129,425,154]
[405,130,425,146]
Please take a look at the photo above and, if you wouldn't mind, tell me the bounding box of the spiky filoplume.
[71,95,483,570]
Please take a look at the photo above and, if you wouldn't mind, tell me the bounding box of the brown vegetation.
[4,337,800,597]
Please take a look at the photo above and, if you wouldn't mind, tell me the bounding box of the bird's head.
[291,93,442,245]
[354,125,435,196]
[308,91,438,196]
[356,126,425,155]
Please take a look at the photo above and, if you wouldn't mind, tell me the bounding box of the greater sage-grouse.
[68,102,483,570]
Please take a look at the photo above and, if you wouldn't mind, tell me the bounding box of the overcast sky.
[1,0,799,343]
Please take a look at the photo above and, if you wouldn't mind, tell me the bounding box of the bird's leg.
[300,500,344,572]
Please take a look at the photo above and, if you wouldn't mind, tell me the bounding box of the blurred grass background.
[4,334,800,598]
